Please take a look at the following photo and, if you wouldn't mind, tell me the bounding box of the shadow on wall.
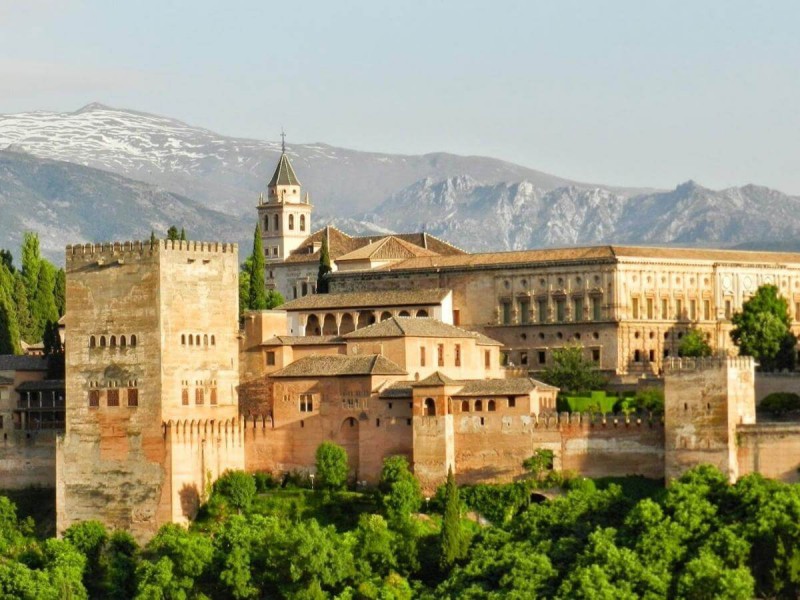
[179,483,200,520]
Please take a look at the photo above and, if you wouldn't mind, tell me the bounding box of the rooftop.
[336,236,439,262]
[270,354,407,377]
[343,317,503,344]
[262,335,345,346]
[16,379,65,392]
[0,355,50,372]
[268,152,301,187]
[278,289,450,311]
[378,377,555,398]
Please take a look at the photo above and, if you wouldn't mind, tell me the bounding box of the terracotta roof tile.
[262,335,345,346]
[279,289,450,311]
[0,355,50,372]
[413,371,459,386]
[343,317,503,343]
[270,354,407,377]
[336,236,439,262]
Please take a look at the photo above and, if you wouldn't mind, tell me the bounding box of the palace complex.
[2,148,800,541]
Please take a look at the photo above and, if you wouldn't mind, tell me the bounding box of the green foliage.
[731,284,797,371]
[379,456,422,526]
[166,226,180,241]
[214,471,257,513]
[562,390,618,413]
[266,289,285,309]
[438,467,468,570]
[53,269,66,317]
[30,260,58,342]
[247,224,267,311]
[635,386,665,414]
[179,228,186,242]
[679,328,713,357]
[317,234,332,294]
[0,249,13,273]
[540,344,607,393]
[315,442,349,490]
[21,232,41,305]
[523,448,555,478]
[0,292,21,355]
[760,392,800,416]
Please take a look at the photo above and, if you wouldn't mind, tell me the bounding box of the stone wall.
[0,431,56,489]
[737,423,800,483]
[754,373,800,404]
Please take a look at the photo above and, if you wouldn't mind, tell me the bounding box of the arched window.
[120,335,127,347]
[210,335,216,346]
[181,334,185,345]
[488,400,496,412]
[110,335,117,347]
[289,214,294,230]
[301,282,308,296]
[189,335,194,346]
[424,398,436,416]
[203,334,208,346]
[195,335,201,346]
[130,335,137,347]
[99,336,107,348]
[417,309,429,318]
[475,399,483,412]
[461,400,469,412]
[264,216,269,231]
[300,214,306,231]
[89,336,96,348]
[273,214,279,231]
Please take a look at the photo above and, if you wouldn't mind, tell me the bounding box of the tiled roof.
[16,379,65,392]
[413,371,459,387]
[356,244,800,273]
[473,333,504,346]
[268,153,301,187]
[278,289,450,311]
[336,236,439,262]
[0,375,13,386]
[270,354,407,377]
[262,335,345,346]
[379,382,414,399]
[367,233,465,256]
[453,378,555,396]
[0,355,50,372]
[343,317,503,343]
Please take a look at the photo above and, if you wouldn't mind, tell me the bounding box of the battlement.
[533,411,664,430]
[663,356,755,373]
[163,417,244,439]
[65,239,238,265]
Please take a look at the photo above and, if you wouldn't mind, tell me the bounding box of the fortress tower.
[257,135,312,290]
[57,240,244,541]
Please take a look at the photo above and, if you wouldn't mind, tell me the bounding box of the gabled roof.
[0,355,50,372]
[278,289,449,311]
[16,379,65,392]
[343,317,503,344]
[336,236,439,263]
[268,153,301,187]
[413,371,458,387]
[270,354,407,377]
[262,335,345,347]
[453,378,556,396]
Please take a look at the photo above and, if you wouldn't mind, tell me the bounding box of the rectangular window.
[538,351,546,365]
[634,350,642,362]
[538,298,548,323]
[591,297,601,321]
[484,349,491,368]
[592,348,601,363]
[107,389,119,407]
[675,299,683,320]
[646,298,654,319]
[689,299,697,321]
[632,297,640,319]
[508,397,516,408]
[502,300,512,325]
[89,390,100,408]
[555,298,566,322]
[420,346,426,367]
[649,349,655,362]
[573,297,583,322]
[182,389,189,406]
[195,388,204,405]
[300,394,313,412]
[437,343,444,367]
[266,351,276,366]
[703,300,711,320]
[453,309,460,326]
[272,247,278,256]
[661,298,669,319]
[127,388,138,407]
[210,388,217,405]
[454,344,461,367]
[520,351,528,366]
[519,298,530,324]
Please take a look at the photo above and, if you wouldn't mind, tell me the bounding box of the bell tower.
[257,133,312,289]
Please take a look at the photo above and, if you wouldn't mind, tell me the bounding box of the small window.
[210,388,217,405]
[266,351,276,366]
[130,335,137,347]
[634,350,641,363]
[211,335,216,345]
[538,351,546,365]
[376,418,380,427]
[273,214,279,230]
[89,336,96,348]
[424,398,435,416]
[203,334,208,346]
[195,388,204,405]
[120,335,126,347]
[107,389,120,407]
[89,390,100,408]
[484,349,491,368]
[480,417,485,426]
[488,400,496,412]
[100,336,107,348]
[300,214,306,231]
[110,335,116,348]
[289,214,294,230]
[300,394,313,412]
[520,351,528,366]
[189,335,194,346]
[127,388,139,407]
[508,397,516,408]
[181,334,186,345]
[437,344,444,367]
[649,349,655,362]
[455,344,461,367]
[182,389,189,406]
[592,349,601,363]
[475,400,483,412]
[461,400,470,412]
[420,346,426,367]
[407,418,412,426]
[195,335,201,346]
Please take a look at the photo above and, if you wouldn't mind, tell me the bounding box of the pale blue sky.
[1,0,799,193]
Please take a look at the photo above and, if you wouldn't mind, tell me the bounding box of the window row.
[181,387,218,406]
[419,343,462,367]
[263,213,307,233]
[506,348,601,367]
[180,334,216,347]
[89,334,138,349]
[88,388,138,408]
[500,296,603,326]
[631,297,713,321]
[89,379,138,388]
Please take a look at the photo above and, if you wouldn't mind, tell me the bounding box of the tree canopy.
[679,328,713,357]
[540,344,607,393]
[731,284,797,371]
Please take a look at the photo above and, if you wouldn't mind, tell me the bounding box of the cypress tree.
[239,258,252,315]
[0,249,13,273]
[439,466,467,570]
[180,228,187,241]
[12,274,34,343]
[21,232,41,304]
[247,225,267,310]
[0,292,21,355]
[317,233,332,293]
[54,268,66,317]
[150,231,157,247]
[31,262,59,341]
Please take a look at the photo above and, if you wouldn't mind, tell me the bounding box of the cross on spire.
[280,129,286,154]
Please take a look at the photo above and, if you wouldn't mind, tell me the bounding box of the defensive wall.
[0,431,56,489]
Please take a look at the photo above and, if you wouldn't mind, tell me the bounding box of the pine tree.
[439,466,467,570]
[21,232,42,304]
[54,268,66,317]
[0,292,21,355]
[317,233,332,294]
[247,225,267,310]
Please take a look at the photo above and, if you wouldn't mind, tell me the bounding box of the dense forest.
[0,233,65,355]
[2,450,800,599]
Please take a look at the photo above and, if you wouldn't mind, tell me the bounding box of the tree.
[759,392,800,417]
[166,226,180,241]
[731,284,796,371]
[315,442,349,490]
[679,328,712,357]
[247,225,267,311]
[30,261,59,342]
[21,232,42,305]
[53,269,66,317]
[317,234,331,294]
[540,344,607,393]
[150,231,157,246]
[179,228,187,242]
[265,289,284,309]
[523,448,555,479]
[214,471,257,514]
[0,249,13,273]
[439,466,468,570]
[12,274,34,343]
[0,293,21,355]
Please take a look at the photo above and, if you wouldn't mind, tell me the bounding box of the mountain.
[0,103,644,220]
[368,177,800,252]
[0,150,249,264]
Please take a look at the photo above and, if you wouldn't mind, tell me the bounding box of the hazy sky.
[1,0,799,193]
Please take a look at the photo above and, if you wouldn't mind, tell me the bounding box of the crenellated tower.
[257,134,312,290]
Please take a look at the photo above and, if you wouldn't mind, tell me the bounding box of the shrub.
[214,471,257,513]
[315,442,349,490]
[760,392,800,416]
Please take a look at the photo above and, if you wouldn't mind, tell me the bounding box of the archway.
[380,311,392,321]
[398,310,411,317]
[305,315,321,336]
[416,309,429,318]
[357,311,375,329]
[334,417,360,481]
[339,313,356,335]
[322,314,338,335]
[424,398,436,416]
